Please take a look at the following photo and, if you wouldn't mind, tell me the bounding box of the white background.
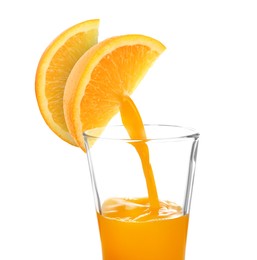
[1,0,257,259]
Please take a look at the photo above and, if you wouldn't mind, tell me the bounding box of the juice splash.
[97,96,189,260]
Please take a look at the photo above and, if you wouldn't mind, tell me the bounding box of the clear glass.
[84,124,199,260]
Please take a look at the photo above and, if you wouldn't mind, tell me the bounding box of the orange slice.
[63,34,166,150]
[35,19,99,145]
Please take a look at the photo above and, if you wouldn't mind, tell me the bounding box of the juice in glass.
[98,198,189,260]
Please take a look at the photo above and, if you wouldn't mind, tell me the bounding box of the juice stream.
[97,95,189,260]
[119,95,159,209]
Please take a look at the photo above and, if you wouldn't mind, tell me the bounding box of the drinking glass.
[84,124,199,260]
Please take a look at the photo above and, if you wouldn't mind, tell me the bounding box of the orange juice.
[98,198,189,260]
[96,96,189,260]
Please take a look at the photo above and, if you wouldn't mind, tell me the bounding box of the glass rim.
[83,124,200,142]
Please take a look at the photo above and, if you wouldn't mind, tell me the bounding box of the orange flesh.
[45,30,98,131]
[80,45,156,132]
[76,43,161,149]
[97,96,188,260]
[46,33,80,129]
